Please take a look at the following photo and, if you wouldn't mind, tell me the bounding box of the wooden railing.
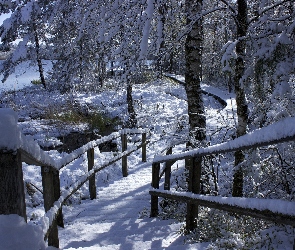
[0,108,148,248]
[150,117,295,242]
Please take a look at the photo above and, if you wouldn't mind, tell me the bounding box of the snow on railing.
[120,128,149,135]
[0,108,22,151]
[20,131,121,170]
[150,116,295,234]
[151,189,295,218]
[56,132,120,170]
[39,140,148,236]
[0,108,149,247]
[153,116,295,163]
[0,109,122,170]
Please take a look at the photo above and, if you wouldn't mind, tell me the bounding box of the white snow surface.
[40,140,148,235]
[0,108,20,151]
[58,159,208,250]
[0,75,294,249]
[0,61,52,93]
[0,214,46,250]
[0,108,57,166]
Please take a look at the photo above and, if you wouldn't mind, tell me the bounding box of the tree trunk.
[155,2,167,78]
[184,0,205,230]
[185,0,206,144]
[232,0,249,197]
[33,23,46,89]
[127,81,137,128]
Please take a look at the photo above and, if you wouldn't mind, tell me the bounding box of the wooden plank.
[121,134,128,177]
[87,148,96,199]
[164,147,172,191]
[186,157,201,231]
[52,169,64,228]
[149,190,295,227]
[190,157,201,194]
[186,202,198,232]
[150,163,160,217]
[41,166,59,248]
[20,148,48,167]
[0,150,27,221]
[142,133,147,162]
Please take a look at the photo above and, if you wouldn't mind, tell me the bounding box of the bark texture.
[185,0,206,143]
[0,150,27,221]
[232,0,249,197]
[184,0,205,231]
[127,82,137,128]
[33,22,47,89]
[155,2,167,78]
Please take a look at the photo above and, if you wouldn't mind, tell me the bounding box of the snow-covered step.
[58,155,210,249]
[59,159,189,249]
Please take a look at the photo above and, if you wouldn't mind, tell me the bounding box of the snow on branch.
[139,0,155,60]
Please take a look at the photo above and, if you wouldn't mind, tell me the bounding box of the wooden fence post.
[121,133,128,177]
[0,149,27,221]
[164,147,172,190]
[41,166,59,248]
[186,156,201,232]
[52,169,64,227]
[87,147,96,199]
[150,162,160,217]
[142,132,147,162]
[0,109,26,221]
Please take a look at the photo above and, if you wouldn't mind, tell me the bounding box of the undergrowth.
[44,102,118,134]
[159,200,294,249]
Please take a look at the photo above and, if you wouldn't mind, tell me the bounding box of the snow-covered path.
[59,159,206,249]
[53,80,224,249]
[0,78,227,249]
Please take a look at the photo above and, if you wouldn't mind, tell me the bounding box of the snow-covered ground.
[0,74,294,249]
[0,60,52,93]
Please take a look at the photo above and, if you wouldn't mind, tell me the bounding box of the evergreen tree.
[0,0,54,89]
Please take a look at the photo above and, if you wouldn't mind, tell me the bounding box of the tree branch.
[249,0,292,24]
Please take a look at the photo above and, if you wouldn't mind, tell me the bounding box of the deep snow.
[0,73,294,249]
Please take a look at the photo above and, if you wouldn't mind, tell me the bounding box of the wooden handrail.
[153,117,295,164]
[42,139,149,241]
[150,117,295,237]
[20,132,121,170]
[1,108,150,248]
[41,135,149,245]
[150,190,295,227]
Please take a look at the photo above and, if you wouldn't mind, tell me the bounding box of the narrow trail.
[55,79,228,249]
[58,159,203,249]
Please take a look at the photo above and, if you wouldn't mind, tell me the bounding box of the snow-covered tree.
[0,0,54,89]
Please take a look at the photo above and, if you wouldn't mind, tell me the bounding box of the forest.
[0,0,295,249]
